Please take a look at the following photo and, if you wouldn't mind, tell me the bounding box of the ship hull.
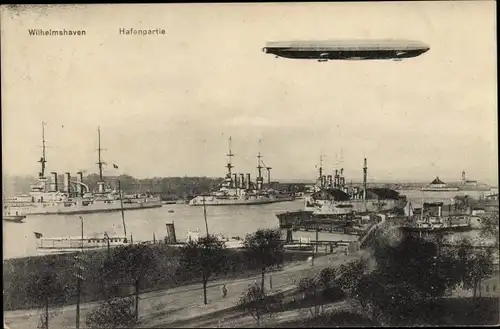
[189,193,295,206]
[276,210,355,228]
[6,200,162,216]
[401,224,472,234]
[458,186,492,192]
[421,187,460,192]
[3,215,26,223]
[277,198,402,229]
[189,197,275,206]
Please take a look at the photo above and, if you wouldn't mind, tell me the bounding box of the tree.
[179,234,226,305]
[337,259,367,298]
[344,234,464,325]
[25,260,65,329]
[455,237,495,298]
[238,283,277,327]
[112,244,157,321]
[478,211,499,250]
[243,228,284,293]
[295,267,343,317]
[296,277,321,317]
[85,297,136,329]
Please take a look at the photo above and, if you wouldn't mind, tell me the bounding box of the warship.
[4,124,162,216]
[189,137,295,206]
[276,157,406,229]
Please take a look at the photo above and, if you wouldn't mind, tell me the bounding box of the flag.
[34,232,43,239]
[113,164,119,169]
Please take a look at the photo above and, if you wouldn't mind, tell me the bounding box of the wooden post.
[76,276,81,329]
[118,180,127,237]
[203,196,209,237]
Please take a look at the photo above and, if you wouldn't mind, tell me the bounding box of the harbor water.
[3,189,496,260]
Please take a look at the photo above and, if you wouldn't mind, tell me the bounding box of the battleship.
[276,157,407,229]
[4,124,162,216]
[189,138,295,206]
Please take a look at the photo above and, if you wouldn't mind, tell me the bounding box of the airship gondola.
[262,39,430,62]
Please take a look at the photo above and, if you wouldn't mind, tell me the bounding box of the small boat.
[3,215,26,223]
[3,209,26,223]
[34,232,129,255]
[168,209,174,213]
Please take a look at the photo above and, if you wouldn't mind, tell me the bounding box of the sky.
[1,2,497,184]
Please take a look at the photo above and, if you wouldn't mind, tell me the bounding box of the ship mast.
[318,154,323,187]
[256,139,264,190]
[226,137,235,178]
[96,126,106,181]
[38,121,47,178]
[257,153,263,181]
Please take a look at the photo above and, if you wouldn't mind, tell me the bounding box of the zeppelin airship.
[262,39,430,62]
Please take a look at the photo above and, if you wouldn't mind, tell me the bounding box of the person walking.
[221,284,228,298]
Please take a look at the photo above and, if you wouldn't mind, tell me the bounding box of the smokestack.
[240,174,245,189]
[327,175,332,187]
[334,170,339,187]
[64,172,71,193]
[51,172,58,192]
[97,181,105,194]
[257,177,263,190]
[233,174,238,188]
[77,172,83,196]
[246,173,251,189]
[321,175,327,187]
[363,158,368,200]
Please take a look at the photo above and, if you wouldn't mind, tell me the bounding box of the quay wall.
[3,244,310,311]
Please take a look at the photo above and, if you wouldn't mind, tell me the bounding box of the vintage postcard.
[2,2,498,328]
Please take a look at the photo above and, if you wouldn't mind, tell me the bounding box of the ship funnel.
[51,172,58,192]
[97,181,105,194]
[256,177,263,190]
[233,174,238,188]
[76,172,83,196]
[64,172,71,193]
[327,175,333,187]
[240,174,245,190]
[246,173,251,189]
[334,170,339,187]
[321,175,327,187]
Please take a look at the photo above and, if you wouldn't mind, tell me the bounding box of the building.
[461,171,478,186]
[429,177,446,188]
